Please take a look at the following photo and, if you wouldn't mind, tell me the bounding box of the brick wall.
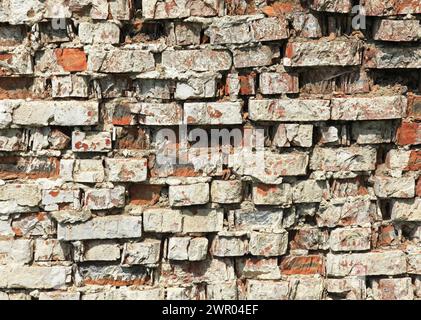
[0,0,420,300]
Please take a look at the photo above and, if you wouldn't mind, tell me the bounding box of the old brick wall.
[0,0,420,300]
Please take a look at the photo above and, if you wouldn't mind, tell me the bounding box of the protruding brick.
[310,146,377,172]
[169,183,209,207]
[84,187,126,210]
[106,158,148,182]
[252,184,292,206]
[249,99,330,122]
[326,251,407,276]
[280,255,325,275]
[58,215,142,241]
[72,131,112,153]
[329,227,371,252]
[259,72,299,95]
[184,102,242,125]
[372,278,414,300]
[249,230,288,257]
[162,50,232,72]
[331,96,405,120]
[211,180,243,204]
[182,209,224,233]
[284,40,362,67]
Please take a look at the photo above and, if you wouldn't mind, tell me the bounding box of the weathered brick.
[272,124,313,148]
[317,197,375,228]
[372,278,414,300]
[168,22,201,46]
[233,209,283,231]
[41,189,81,211]
[207,282,238,300]
[167,237,190,261]
[188,237,208,261]
[0,184,40,215]
[12,101,99,127]
[211,180,243,204]
[246,280,289,300]
[329,227,371,252]
[84,186,126,210]
[252,183,292,206]
[284,40,362,67]
[309,0,352,13]
[122,240,161,266]
[12,213,55,238]
[79,22,120,44]
[88,48,155,73]
[391,198,421,221]
[60,159,105,183]
[326,277,366,300]
[39,291,81,300]
[326,251,407,276]
[182,209,224,233]
[290,277,324,300]
[249,230,288,257]
[233,45,279,68]
[78,264,151,286]
[138,103,183,126]
[143,209,183,233]
[82,287,163,300]
[293,180,325,203]
[331,96,405,120]
[184,102,242,125]
[162,50,232,72]
[51,75,89,98]
[106,158,148,182]
[81,241,121,262]
[142,0,223,19]
[365,45,421,68]
[0,239,33,265]
[175,77,217,100]
[0,266,70,289]
[249,99,330,122]
[374,176,415,198]
[211,235,247,257]
[0,48,33,75]
[72,131,112,153]
[373,19,421,42]
[259,72,299,95]
[310,146,377,172]
[280,255,325,275]
[169,183,209,207]
[58,215,142,241]
[362,1,421,16]
[0,156,59,180]
[34,239,70,262]
[236,257,281,280]
[290,228,329,250]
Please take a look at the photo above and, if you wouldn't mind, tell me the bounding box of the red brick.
[280,255,325,275]
[396,122,421,145]
[416,178,421,197]
[406,150,421,171]
[54,49,87,72]
[238,73,256,95]
[129,185,162,206]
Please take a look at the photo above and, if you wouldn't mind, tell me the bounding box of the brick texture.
[0,0,419,301]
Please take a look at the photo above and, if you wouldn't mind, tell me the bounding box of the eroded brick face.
[0,0,419,301]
